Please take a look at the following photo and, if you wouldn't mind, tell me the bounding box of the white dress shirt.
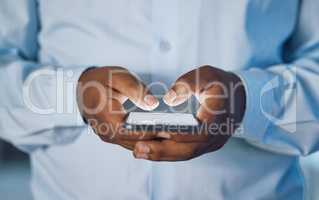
[1,0,319,199]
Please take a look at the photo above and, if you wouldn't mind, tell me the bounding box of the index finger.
[105,67,159,111]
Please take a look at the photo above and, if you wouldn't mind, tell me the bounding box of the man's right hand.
[76,66,159,150]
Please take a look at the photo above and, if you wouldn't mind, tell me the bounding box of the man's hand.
[77,66,160,150]
[133,66,246,161]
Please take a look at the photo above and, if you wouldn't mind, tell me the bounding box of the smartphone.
[123,112,201,132]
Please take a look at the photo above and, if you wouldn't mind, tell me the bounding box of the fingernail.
[137,143,150,154]
[135,153,149,159]
[163,90,176,104]
[157,132,171,139]
[144,95,158,107]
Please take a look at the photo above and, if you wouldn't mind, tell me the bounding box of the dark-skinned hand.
[77,66,166,151]
[133,65,246,161]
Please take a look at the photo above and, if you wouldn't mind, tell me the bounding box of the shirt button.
[159,39,172,52]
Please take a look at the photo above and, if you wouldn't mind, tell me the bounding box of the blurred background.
[0,139,32,200]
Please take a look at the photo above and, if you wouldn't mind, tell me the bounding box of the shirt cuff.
[232,69,276,141]
[52,66,91,128]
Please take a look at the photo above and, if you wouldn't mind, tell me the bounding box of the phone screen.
[124,112,200,132]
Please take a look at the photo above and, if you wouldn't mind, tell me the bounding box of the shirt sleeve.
[0,0,88,153]
[233,0,319,156]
